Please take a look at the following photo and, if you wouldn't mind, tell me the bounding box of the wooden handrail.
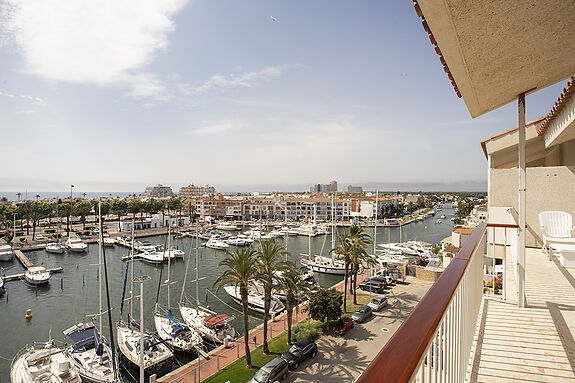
[355,223,487,383]
[487,223,519,229]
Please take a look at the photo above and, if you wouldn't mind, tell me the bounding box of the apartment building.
[178,184,216,198]
[141,184,174,199]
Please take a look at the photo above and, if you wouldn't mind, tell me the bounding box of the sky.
[0,0,568,194]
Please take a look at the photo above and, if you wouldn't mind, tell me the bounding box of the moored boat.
[65,237,88,253]
[63,323,116,383]
[0,244,14,261]
[11,340,81,383]
[223,285,285,316]
[45,242,65,254]
[24,267,51,285]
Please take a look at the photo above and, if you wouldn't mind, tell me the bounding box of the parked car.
[35,235,44,240]
[281,338,318,369]
[352,305,373,323]
[368,295,388,312]
[358,277,386,293]
[334,316,354,335]
[251,357,288,383]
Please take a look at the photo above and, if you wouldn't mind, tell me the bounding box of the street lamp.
[70,184,75,199]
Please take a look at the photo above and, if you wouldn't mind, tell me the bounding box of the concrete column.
[518,94,526,308]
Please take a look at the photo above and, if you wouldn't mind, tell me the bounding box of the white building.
[142,184,174,199]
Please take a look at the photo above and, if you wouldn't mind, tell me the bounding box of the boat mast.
[130,218,135,321]
[331,195,336,262]
[195,224,200,307]
[98,200,103,336]
[374,191,378,255]
[167,217,171,310]
[101,202,119,381]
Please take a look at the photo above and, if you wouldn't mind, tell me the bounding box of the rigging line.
[179,224,196,304]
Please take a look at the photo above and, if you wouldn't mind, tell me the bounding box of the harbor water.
[0,209,454,380]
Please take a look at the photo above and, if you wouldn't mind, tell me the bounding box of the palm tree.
[330,229,354,311]
[278,263,311,344]
[347,226,376,304]
[255,240,289,354]
[59,202,73,235]
[348,225,373,294]
[212,248,259,369]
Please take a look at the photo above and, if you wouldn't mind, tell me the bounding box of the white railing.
[356,224,488,383]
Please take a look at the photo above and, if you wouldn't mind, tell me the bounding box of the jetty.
[14,250,33,269]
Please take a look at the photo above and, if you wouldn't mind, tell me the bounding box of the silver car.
[351,305,373,323]
[368,295,388,312]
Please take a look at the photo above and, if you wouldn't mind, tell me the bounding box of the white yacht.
[11,340,81,383]
[153,309,203,354]
[63,323,116,383]
[103,237,115,247]
[138,251,165,264]
[223,285,285,316]
[293,224,319,237]
[205,238,229,250]
[300,255,346,275]
[243,230,272,240]
[215,222,239,231]
[0,244,14,261]
[236,234,254,245]
[24,267,51,285]
[117,322,174,377]
[225,237,247,246]
[0,277,5,295]
[45,242,65,254]
[65,237,88,253]
[179,305,236,344]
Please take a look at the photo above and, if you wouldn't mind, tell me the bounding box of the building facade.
[178,184,216,198]
[309,180,338,193]
[142,184,174,199]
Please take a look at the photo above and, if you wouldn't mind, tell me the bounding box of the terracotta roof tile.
[537,77,575,136]
[413,1,461,98]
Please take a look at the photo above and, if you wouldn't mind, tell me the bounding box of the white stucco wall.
[489,165,575,247]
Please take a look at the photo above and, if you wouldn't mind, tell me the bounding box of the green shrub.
[291,320,325,341]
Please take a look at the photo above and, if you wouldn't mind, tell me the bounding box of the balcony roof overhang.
[414,0,575,118]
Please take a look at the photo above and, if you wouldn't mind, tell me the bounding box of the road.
[287,276,433,382]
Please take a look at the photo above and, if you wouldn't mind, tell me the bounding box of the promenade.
[159,269,371,383]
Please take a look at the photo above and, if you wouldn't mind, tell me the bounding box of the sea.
[0,209,455,381]
[0,192,140,201]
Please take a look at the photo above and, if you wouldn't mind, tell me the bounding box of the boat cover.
[63,323,101,351]
[204,313,231,327]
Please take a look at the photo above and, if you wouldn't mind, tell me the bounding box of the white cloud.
[195,67,282,93]
[189,120,250,136]
[0,0,188,100]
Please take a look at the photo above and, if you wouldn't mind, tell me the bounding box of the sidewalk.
[159,269,371,383]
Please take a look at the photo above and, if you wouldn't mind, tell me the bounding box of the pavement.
[286,276,433,382]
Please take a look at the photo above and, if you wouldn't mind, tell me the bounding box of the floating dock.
[14,250,34,269]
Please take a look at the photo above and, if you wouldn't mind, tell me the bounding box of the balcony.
[356,223,575,382]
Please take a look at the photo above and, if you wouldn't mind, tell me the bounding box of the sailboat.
[300,197,346,275]
[117,217,174,377]
[179,228,236,345]
[11,337,81,383]
[46,200,65,254]
[63,201,118,383]
[154,219,204,354]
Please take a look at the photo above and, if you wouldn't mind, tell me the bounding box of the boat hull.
[46,247,65,254]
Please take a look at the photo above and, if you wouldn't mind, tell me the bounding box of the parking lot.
[287,276,433,382]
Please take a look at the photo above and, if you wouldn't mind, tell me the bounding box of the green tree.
[127,199,141,220]
[277,264,311,344]
[256,240,289,354]
[212,248,259,369]
[73,201,92,230]
[306,289,343,326]
[110,200,128,230]
[17,201,34,235]
[59,202,73,234]
[29,202,51,240]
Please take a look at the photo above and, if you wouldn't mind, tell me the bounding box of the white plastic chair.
[538,211,575,257]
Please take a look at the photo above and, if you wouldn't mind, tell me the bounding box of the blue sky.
[0,0,567,193]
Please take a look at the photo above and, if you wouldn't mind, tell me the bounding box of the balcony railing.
[355,223,488,382]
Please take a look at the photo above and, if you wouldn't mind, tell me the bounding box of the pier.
[13,250,33,269]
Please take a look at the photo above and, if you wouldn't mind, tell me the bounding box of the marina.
[0,210,455,380]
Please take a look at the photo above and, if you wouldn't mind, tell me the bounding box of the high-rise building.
[309,180,338,193]
[141,184,174,199]
[179,184,216,198]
